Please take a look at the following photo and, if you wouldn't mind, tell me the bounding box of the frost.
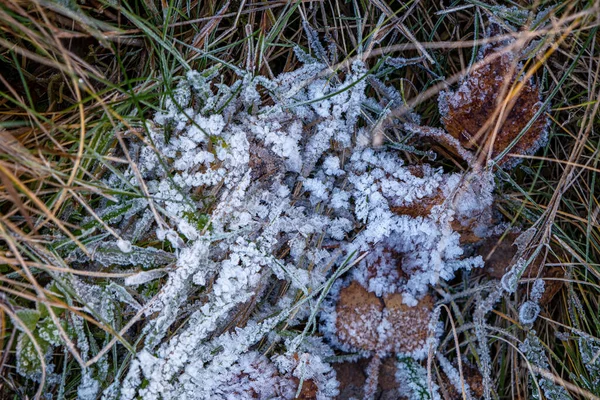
[78,371,100,400]
[351,244,406,297]
[116,238,132,253]
[89,244,175,268]
[302,177,331,204]
[330,189,350,210]
[519,301,541,325]
[473,286,503,400]
[124,269,166,286]
[322,156,345,176]
[501,257,527,294]
[530,278,546,302]
[49,39,509,399]
[518,278,545,325]
[578,334,600,386]
[343,149,489,304]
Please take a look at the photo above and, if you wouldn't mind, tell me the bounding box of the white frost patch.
[116,239,132,253]
[80,46,499,399]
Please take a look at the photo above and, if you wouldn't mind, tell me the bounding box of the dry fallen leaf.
[334,280,433,355]
[248,142,284,182]
[478,233,564,305]
[439,32,549,168]
[438,359,485,400]
[333,357,406,400]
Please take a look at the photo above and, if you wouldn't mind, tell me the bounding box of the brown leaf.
[439,35,548,168]
[334,280,433,354]
[335,280,383,352]
[248,143,284,182]
[290,377,319,400]
[477,233,564,305]
[438,360,485,399]
[382,292,433,354]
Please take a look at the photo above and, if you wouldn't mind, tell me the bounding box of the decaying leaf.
[438,359,485,400]
[334,357,405,400]
[249,142,284,182]
[478,233,564,305]
[334,280,433,355]
[439,30,549,168]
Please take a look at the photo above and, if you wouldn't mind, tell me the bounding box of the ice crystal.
[519,300,541,325]
[116,238,132,253]
[578,334,600,387]
[530,278,546,302]
[273,338,340,399]
[519,278,545,325]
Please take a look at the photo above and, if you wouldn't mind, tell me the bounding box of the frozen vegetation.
[13,23,564,400]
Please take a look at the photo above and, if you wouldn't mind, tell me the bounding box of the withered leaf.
[334,280,433,354]
[477,233,564,305]
[439,35,548,168]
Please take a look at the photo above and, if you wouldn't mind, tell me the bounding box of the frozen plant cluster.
[519,332,572,400]
[34,42,498,398]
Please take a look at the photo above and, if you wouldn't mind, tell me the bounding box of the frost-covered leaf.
[16,333,48,377]
[396,356,441,400]
[321,280,434,358]
[91,244,176,268]
[439,27,549,168]
[520,332,572,400]
[15,317,62,380]
[124,269,166,287]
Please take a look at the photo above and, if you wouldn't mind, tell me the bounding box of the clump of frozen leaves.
[101,50,495,399]
[14,20,555,400]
